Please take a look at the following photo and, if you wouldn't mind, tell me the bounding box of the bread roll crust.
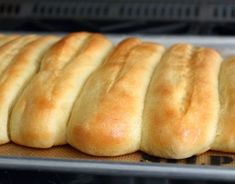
[40,32,90,71]
[0,35,39,76]
[67,38,165,156]
[0,35,43,144]
[10,33,112,148]
[141,44,222,159]
[2,36,60,144]
[212,57,235,152]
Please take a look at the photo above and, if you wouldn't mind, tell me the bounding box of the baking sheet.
[1,35,235,181]
[1,143,235,181]
[0,143,235,167]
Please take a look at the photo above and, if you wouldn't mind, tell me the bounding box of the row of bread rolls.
[0,32,232,159]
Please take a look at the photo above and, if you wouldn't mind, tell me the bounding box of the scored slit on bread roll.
[0,35,40,76]
[67,38,165,156]
[10,32,112,148]
[212,57,235,152]
[0,35,60,144]
[141,44,222,159]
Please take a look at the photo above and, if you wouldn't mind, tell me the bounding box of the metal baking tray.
[1,35,235,181]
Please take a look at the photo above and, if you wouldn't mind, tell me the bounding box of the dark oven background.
[1,0,235,35]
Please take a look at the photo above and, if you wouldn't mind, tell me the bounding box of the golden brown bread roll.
[10,32,112,148]
[0,36,60,144]
[0,35,42,144]
[141,44,222,159]
[67,38,165,156]
[212,57,235,152]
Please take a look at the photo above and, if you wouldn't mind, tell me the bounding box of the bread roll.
[141,44,222,159]
[10,32,112,148]
[67,38,165,156]
[212,57,235,152]
[0,35,40,144]
[0,36,59,144]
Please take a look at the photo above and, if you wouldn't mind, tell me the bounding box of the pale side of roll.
[212,57,235,152]
[10,32,112,148]
[141,44,222,159]
[0,36,59,144]
[67,38,165,156]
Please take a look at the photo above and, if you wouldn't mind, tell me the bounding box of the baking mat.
[0,143,234,167]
